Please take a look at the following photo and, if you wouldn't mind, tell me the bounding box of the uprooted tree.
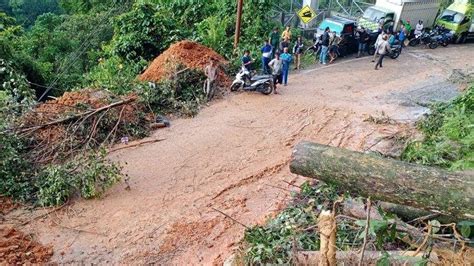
[290,141,474,221]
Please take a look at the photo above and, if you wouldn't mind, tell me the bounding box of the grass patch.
[402,85,473,170]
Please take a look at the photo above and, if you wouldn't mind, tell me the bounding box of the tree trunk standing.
[290,142,474,220]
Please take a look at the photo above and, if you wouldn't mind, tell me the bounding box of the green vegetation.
[242,181,411,264]
[402,84,473,170]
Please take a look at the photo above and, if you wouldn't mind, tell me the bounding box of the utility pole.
[234,0,243,49]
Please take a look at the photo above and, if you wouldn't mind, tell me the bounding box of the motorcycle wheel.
[260,82,273,95]
[230,83,241,92]
[408,38,420,47]
[390,50,400,59]
[441,41,448,47]
[368,46,375,56]
[428,42,438,49]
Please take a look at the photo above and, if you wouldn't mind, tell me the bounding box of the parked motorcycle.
[230,67,273,95]
[305,36,322,56]
[408,31,438,49]
[389,44,401,59]
[431,25,453,47]
[368,42,401,59]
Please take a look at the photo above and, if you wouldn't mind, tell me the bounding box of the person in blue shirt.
[398,29,406,49]
[280,47,292,86]
[241,50,253,71]
[388,32,397,46]
[261,40,272,74]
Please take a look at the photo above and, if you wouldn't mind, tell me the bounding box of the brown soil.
[0,197,17,215]
[0,226,53,264]
[9,45,474,264]
[139,40,231,86]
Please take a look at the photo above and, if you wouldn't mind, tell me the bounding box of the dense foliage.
[402,84,473,170]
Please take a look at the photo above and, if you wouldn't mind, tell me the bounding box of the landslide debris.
[139,40,230,86]
[0,226,53,264]
[18,89,150,165]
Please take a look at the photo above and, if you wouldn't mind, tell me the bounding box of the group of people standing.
[319,27,342,65]
[243,26,305,94]
[239,20,423,93]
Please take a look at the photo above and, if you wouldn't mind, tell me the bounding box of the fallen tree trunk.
[290,142,474,220]
[295,251,440,265]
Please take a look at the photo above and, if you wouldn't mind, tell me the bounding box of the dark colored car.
[315,16,358,57]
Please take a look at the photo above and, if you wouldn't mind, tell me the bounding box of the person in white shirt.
[375,35,391,70]
[268,53,283,94]
[372,31,386,62]
[414,20,424,36]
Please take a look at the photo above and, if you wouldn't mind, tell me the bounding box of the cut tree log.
[318,210,337,266]
[290,142,474,220]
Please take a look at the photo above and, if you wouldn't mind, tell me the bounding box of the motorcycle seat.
[251,75,272,81]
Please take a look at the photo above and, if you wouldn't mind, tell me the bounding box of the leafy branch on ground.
[402,84,473,170]
[241,181,473,264]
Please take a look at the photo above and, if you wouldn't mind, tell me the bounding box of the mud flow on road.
[4,44,473,264]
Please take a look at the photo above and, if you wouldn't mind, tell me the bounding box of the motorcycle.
[230,67,274,95]
[408,31,438,49]
[389,44,401,59]
[431,26,453,47]
[305,36,322,56]
[368,40,401,59]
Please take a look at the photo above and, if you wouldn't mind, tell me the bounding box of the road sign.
[297,5,316,24]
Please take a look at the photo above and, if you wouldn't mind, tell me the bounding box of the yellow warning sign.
[297,5,317,24]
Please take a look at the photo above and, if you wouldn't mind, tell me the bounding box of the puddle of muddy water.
[386,81,460,120]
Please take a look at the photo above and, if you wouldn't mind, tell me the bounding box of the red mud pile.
[1,198,51,264]
[139,40,230,86]
[0,226,53,264]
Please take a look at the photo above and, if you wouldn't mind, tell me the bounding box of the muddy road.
[9,45,474,264]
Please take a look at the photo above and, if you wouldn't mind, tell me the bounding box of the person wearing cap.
[414,20,424,36]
